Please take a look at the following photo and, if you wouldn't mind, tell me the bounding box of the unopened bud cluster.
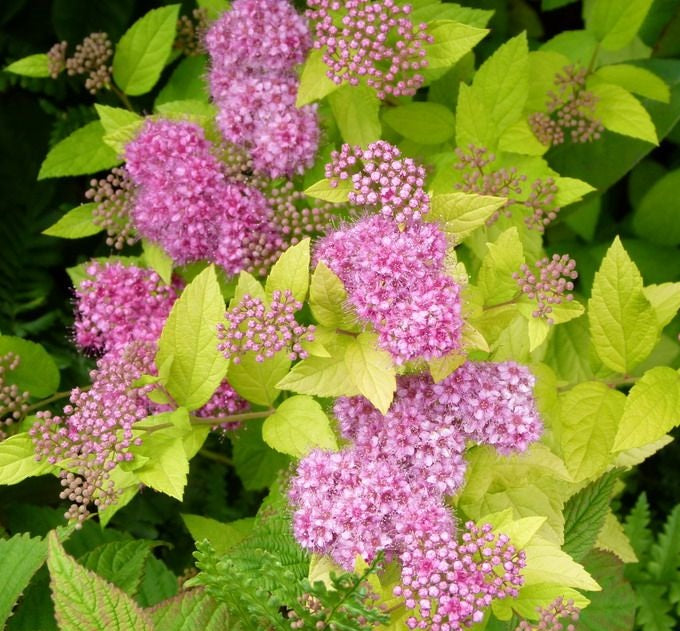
[513,254,578,324]
[288,585,383,629]
[175,7,209,56]
[0,353,29,429]
[217,290,315,364]
[528,65,604,146]
[515,597,580,631]
[86,167,137,250]
[454,145,561,232]
[47,41,67,78]
[65,32,113,94]
[306,0,432,99]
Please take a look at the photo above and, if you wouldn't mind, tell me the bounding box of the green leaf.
[478,227,525,305]
[182,515,254,555]
[227,350,290,406]
[328,84,381,147]
[648,504,680,583]
[558,382,625,482]
[0,336,60,397]
[595,511,638,563]
[5,53,50,77]
[95,104,143,154]
[79,541,153,596]
[155,55,209,106]
[265,238,311,303]
[505,584,590,622]
[344,332,396,414]
[430,192,507,243]
[590,82,658,145]
[232,420,290,490]
[309,262,358,331]
[635,584,676,631]
[196,0,230,20]
[588,237,659,374]
[38,121,120,179]
[633,170,680,246]
[296,49,338,106]
[304,178,352,204]
[156,265,227,410]
[43,204,102,239]
[523,536,600,591]
[595,64,669,102]
[554,176,596,207]
[232,270,265,305]
[155,99,217,119]
[262,395,338,458]
[148,589,230,631]
[134,426,189,501]
[0,533,47,627]
[142,240,173,285]
[383,102,455,144]
[113,5,180,96]
[423,20,488,70]
[0,433,56,486]
[47,532,154,631]
[624,493,653,560]
[455,82,495,149]
[612,366,680,451]
[587,0,654,51]
[135,556,178,608]
[642,283,680,327]
[472,32,529,135]
[563,472,617,561]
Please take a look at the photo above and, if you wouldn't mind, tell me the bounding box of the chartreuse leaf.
[196,0,230,19]
[614,434,673,468]
[142,240,173,285]
[5,53,50,77]
[113,5,180,96]
[557,382,625,482]
[499,584,589,622]
[134,425,190,501]
[96,105,143,154]
[43,204,102,239]
[472,32,529,136]
[612,366,680,451]
[232,270,265,305]
[0,533,47,627]
[596,511,638,563]
[265,238,310,303]
[328,84,381,147]
[383,102,455,144]
[79,541,153,596]
[586,0,653,51]
[429,192,507,243]
[478,227,525,305]
[156,265,227,410]
[47,532,154,631]
[156,55,209,106]
[590,82,658,145]
[633,171,680,247]
[344,332,396,414]
[148,588,229,631]
[588,237,659,374]
[553,176,596,207]
[642,283,680,328]
[304,177,352,204]
[563,472,617,561]
[0,336,60,397]
[228,350,290,406]
[309,262,359,331]
[482,510,546,549]
[423,20,488,70]
[262,395,337,458]
[38,121,120,179]
[182,514,255,555]
[0,432,56,485]
[594,65,669,102]
[455,83,495,149]
[296,49,338,106]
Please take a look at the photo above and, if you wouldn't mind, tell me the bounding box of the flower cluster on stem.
[0,352,29,435]
[86,167,137,250]
[515,597,580,631]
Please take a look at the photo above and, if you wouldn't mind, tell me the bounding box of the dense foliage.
[2,0,680,629]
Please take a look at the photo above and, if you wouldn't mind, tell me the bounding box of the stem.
[24,389,76,413]
[482,296,520,312]
[109,84,135,112]
[558,374,638,392]
[335,328,359,338]
[586,42,601,75]
[135,409,274,434]
[199,449,233,466]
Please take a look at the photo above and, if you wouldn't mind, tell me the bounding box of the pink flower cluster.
[306,0,432,99]
[326,141,430,225]
[315,214,462,364]
[206,0,319,177]
[216,290,315,363]
[73,261,181,356]
[125,119,280,274]
[515,597,580,631]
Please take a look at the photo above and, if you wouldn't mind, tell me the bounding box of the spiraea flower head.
[515,596,580,631]
[86,167,137,250]
[216,290,315,364]
[306,0,433,99]
[0,352,30,429]
[47,41,67,77]
[315,215,463,364]
[514,254,578,324]
[64,32,113,94]
[194,380,250,432]
[73,261,181,356]
[326,141,430,225]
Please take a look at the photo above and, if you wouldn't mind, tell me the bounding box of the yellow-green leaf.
[429,192,507,243]
[228,350,290,406]
[265,238,311,303]
[0,433,56,486]
[43,204,102,239]
[309,262,358,331]
[304,177,352,204]
[594,64,669,102]
[5,53,50,77]
[328,84,381,147]
[423,20,488,70]
[296,49,338,106]
[383,102,455,144]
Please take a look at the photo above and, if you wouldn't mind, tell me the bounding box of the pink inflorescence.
[30,343,157,524]
[125,118,279,273]
[396,523,526,631]
[194,379,250,432]
[306,0,432,99]
[515,597,580,631]
[513,254,578,324]
[206,0,319,178]
[326,141,430,225]
[315,214,462,364]
[216,290,315,364]
[73,261,181,356]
